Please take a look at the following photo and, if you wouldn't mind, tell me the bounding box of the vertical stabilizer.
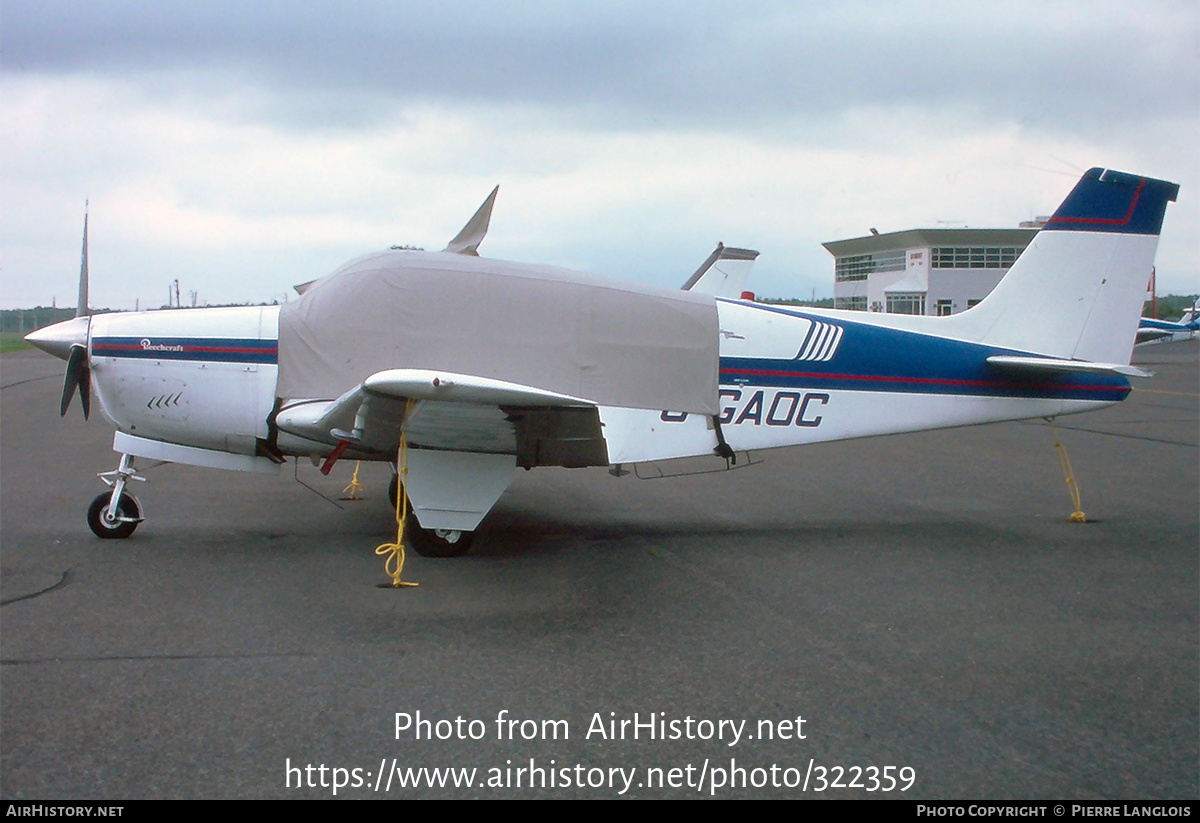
[947,169,1179,364]
[444,186,499,256]
[682,243,759,299]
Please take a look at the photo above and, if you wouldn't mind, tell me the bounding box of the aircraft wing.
[275,369,610,467]
[363,369,593,407]
[276,368,612,533]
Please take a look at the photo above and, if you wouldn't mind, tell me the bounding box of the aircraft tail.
[946,168,1179,364]
[682,243,759,299]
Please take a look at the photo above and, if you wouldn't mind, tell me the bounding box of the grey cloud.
[5,0,1195,137]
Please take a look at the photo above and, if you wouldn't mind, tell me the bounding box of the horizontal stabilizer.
[986,355,1153,379]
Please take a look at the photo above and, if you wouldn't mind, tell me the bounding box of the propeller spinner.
[25,316,92,419]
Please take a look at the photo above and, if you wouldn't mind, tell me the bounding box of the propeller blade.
[77,205,90,318]
[79,362,91,420]
[61,344,90,419]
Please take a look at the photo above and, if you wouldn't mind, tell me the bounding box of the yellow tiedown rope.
[342,461,364,500]
[1048,417,1087,523]
[376,401,419,588]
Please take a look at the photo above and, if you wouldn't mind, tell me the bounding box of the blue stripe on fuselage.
[92,337,278,365]
[717,305,1129,402]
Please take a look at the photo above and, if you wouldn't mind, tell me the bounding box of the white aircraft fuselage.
[78,291,1127,471]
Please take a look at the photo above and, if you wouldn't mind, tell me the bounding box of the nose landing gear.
[88,454,146,539]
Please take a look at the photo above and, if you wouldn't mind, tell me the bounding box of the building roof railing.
[823,227,1039,257]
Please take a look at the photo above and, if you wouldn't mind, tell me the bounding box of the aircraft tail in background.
[682,243,759,299]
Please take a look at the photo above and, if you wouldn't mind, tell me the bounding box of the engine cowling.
[89,306,280,456]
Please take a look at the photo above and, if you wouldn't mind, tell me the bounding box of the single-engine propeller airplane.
[27,167,1179,555]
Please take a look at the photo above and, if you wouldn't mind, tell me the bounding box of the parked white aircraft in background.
[1137,301,1199,344]
[27,167,1179,555]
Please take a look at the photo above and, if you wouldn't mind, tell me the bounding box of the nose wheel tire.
[87,492,141,539]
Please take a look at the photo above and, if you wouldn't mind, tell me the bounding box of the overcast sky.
[2,0,1197,310]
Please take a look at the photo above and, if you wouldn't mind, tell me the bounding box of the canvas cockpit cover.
[277,251,720,416]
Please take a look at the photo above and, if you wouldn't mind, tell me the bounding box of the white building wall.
[926,269,1007,315]
[828,229,1035,315]
[868,269,927,313]
[833,247,1019,314]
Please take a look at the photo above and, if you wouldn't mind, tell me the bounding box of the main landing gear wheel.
[387,475,474,557]
[87,492,141,539]
[408,525,474,558]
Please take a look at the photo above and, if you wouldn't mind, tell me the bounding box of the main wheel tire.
[408,524,474,558]
[87,492,141,539]
[387,477,473,557]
